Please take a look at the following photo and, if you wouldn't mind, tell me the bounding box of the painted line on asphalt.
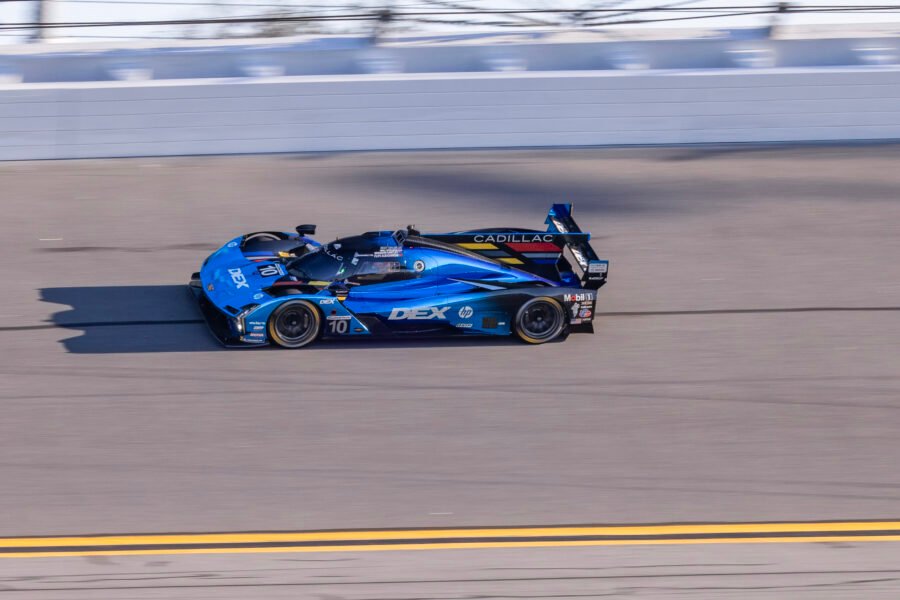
[3,306,900,333]
[3,521,900,558]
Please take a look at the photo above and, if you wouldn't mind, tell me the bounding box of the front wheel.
[268,300,321,348]
[514,297,566,344]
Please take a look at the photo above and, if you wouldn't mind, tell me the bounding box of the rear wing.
[546,204,608,290]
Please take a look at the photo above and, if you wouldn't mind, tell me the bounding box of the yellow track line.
[3,522,900,558]
[5,521,900,547]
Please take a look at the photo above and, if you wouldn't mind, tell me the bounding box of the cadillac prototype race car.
[189,204,608,348]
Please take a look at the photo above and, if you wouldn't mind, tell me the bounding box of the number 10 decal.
[328,319,349,334]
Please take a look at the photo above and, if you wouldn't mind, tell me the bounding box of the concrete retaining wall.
[2,67,899,160]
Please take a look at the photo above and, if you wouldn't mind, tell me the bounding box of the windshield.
[288,234,413,283]
[288,251,348,281]
[288,247,416,284]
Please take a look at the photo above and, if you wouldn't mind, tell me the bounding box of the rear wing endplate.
[546,203,609,290]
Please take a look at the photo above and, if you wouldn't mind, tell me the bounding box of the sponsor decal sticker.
[374,246,401,258]
[473,233,555,243]
[456,323,473,328]
[322,245,343,261]
[227,241,238,248]
[570,247,589,267]
[564,292,594,302]
[319,298,336,305]
[253,293,265,300]
[228,268,249,289]
[458,306,474,319]
[389,307,450,320]
[589,261,609,274]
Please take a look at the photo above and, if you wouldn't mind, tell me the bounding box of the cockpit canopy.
[287,232,411,283]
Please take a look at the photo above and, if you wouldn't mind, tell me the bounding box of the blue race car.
[189,204,608,348]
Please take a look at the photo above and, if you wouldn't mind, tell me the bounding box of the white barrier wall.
[2,37,899,83]
[2,67,900,160]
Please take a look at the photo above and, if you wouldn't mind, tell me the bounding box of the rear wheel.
[268,300,321,348]
[514,297,566,344]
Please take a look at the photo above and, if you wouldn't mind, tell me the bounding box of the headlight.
[232,304,259,334]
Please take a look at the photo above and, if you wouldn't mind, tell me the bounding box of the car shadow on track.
[39,285,528,353]
[40,285,217,354]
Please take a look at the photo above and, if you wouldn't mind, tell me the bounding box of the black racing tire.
[514,297,566,344]
[268,300,321,349]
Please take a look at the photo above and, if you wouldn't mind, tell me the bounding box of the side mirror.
[296,224,316,236]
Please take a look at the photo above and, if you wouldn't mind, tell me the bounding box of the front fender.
[246,294,372,343]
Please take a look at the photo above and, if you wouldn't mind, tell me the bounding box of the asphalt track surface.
[2,145,900,596]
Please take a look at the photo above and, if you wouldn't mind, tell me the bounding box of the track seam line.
[4,306,900,332]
